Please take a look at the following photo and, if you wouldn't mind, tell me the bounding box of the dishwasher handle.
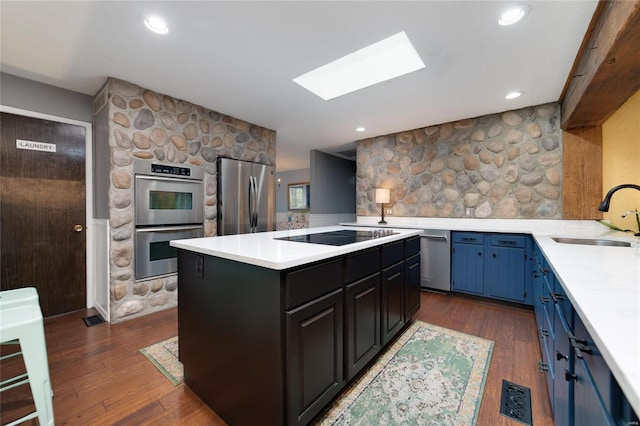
[420,234,448,242]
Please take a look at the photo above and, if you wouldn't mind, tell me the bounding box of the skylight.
[293,31,425,101]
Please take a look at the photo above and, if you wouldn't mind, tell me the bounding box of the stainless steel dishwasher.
[420,229,451,291]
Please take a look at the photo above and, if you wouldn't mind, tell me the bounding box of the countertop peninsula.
[349,217,640,414]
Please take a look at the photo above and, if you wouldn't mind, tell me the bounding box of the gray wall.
[275,168,310,213]
[310,150,356,214]
[0,73,93,122]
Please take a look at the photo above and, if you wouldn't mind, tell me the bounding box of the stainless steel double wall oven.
[134,159,204,279]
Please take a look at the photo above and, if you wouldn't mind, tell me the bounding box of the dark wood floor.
[1,291,553,425]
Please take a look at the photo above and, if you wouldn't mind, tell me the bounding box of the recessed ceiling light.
[356,127,366,132]
[143,15,169,34]
[498,5,530,26]
[293,31,425,101]
[505,91,523,100]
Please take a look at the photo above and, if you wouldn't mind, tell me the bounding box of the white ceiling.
[0,1,598,171]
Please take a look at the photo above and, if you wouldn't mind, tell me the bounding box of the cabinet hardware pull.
[565,369,577,382]
[556,351,568,361]
[540,296,549,304]
[568,334,593,358]
[550,292,564,303]
[477,252,482,256]
[538,360,549,373]
[498,240,516,245]
[492,253,496,258]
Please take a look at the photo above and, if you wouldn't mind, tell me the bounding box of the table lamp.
[375,188,390,224]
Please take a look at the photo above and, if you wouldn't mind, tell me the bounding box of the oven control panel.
[151,163,191,177]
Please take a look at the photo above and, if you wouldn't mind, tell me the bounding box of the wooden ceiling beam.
[560,0,640,130]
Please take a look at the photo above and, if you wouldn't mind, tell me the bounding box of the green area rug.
[139,336,182,386]
[140,321,493,424]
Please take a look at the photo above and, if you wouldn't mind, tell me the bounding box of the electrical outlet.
[386,208,393,215]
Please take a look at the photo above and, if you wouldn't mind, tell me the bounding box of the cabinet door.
[553,302,572,426]
[451,243,484,295]
[286,289,345,425]
[573,357,615,426]
[404,253,420,321]
[381,261,405,345]
[488,246,526,303]
[345,273,380,380]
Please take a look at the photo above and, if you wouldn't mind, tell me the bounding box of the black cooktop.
[275,229,398,246]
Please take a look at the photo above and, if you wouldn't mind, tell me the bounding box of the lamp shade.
[375,188,390,204]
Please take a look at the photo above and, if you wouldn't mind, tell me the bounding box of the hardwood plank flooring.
[1,291,553,425]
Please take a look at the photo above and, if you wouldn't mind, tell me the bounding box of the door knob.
[73,224,84,232]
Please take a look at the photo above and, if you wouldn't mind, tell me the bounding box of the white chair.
[0,287,54,426]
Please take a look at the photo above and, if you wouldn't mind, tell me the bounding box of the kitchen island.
[171,226,422,425]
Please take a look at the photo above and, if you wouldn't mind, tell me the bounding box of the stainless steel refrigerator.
[216,157,276,235]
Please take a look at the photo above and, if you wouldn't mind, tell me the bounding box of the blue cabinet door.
[553,302,572,426]
[573,357,615,426]
[451,243,484,295]
[488,246,526,303]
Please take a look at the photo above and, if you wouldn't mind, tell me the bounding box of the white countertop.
[351,217,640,413]
[170,226,422,270]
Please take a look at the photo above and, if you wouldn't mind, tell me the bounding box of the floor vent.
[500,379,532,425]
[82,314,105,327]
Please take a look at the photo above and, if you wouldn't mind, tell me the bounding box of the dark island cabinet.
[344,245,381,381]
[381,261,405,346]
[404,253,421,321]
[177,234,420,426]
[345,273,380,380]
[286,288,345,425]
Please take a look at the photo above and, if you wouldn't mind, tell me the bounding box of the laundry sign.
[16,139,57,153]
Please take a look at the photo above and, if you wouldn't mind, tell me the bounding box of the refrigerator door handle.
[250,175,258,232]
[252,175,258,232]
[248,177,254,230]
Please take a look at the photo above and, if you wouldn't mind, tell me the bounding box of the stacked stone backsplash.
[356,103,562,218]
[100,78,276,322]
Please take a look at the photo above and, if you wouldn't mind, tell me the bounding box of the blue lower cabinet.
[534,241,639,425]
[553,303,572,426]
[488,245,526,303]
[573,357,615,426]
[451,232,532,304]
[451,240,484,295]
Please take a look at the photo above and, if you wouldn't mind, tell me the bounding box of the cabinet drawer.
[404,236,420,258]
[286,259,343,309]
[453,232,483,245]
[490,234,525,248]
[345,247,380,284]
[381,240,404,268]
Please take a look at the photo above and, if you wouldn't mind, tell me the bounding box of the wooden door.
[1,112,86,317]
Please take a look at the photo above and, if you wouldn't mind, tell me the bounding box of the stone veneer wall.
[102,78,276,322]
[356,103,562,218]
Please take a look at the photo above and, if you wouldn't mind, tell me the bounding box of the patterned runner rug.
[140,321,493,424]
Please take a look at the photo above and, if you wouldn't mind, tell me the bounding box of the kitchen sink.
[551,237,632,247]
